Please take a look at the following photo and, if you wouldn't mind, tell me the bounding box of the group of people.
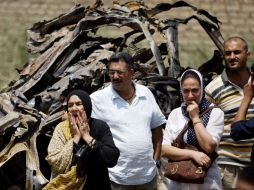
[43,36,254,190]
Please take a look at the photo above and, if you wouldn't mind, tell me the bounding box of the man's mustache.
[227,58,239,63]
[113,79,122,83]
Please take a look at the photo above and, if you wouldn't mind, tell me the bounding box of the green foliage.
[0,20,30,89]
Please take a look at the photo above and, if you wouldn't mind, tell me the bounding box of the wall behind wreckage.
[0,0,253,88]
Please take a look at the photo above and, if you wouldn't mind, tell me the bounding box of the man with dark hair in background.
[205,37,254,189]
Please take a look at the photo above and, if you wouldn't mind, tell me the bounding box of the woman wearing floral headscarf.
[162,69,224,190]
[43,89,119,190]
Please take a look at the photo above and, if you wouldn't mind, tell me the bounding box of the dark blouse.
[73,118,120,190]
[231,119,254,166]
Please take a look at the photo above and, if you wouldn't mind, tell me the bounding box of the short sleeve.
[162,119,174,146]
[205,87,216,104]
[162,108,183,146]
[149,91,166,129]
[206,107,224,145]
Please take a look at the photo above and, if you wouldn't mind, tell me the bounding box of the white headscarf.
[180,69,203,104]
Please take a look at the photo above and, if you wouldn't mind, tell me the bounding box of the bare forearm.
[152,127,163,160]
[162,145,194,161]
[193,120,216,153]
[234,96,252,122]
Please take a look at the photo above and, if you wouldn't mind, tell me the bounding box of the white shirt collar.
[110,82,146,101]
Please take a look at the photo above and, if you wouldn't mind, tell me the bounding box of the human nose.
[229,52,236,59]
[187,91,194,98]
[71,104,79,111]
[112,72,120,78]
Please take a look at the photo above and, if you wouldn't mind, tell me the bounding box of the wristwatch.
[155,160,161,168]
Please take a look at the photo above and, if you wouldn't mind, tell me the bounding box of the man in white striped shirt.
[205,37,254,189]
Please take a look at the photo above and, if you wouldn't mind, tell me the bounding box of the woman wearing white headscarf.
[162,69,224,190]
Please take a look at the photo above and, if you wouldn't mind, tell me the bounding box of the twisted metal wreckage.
[0,1,224,189]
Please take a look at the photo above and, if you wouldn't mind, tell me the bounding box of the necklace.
[125,88,136,104]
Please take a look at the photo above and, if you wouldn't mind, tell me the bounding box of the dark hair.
[238,166,254,185]
[181,71,201,85]
[224,36,248,51]
[108,52,134,69]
